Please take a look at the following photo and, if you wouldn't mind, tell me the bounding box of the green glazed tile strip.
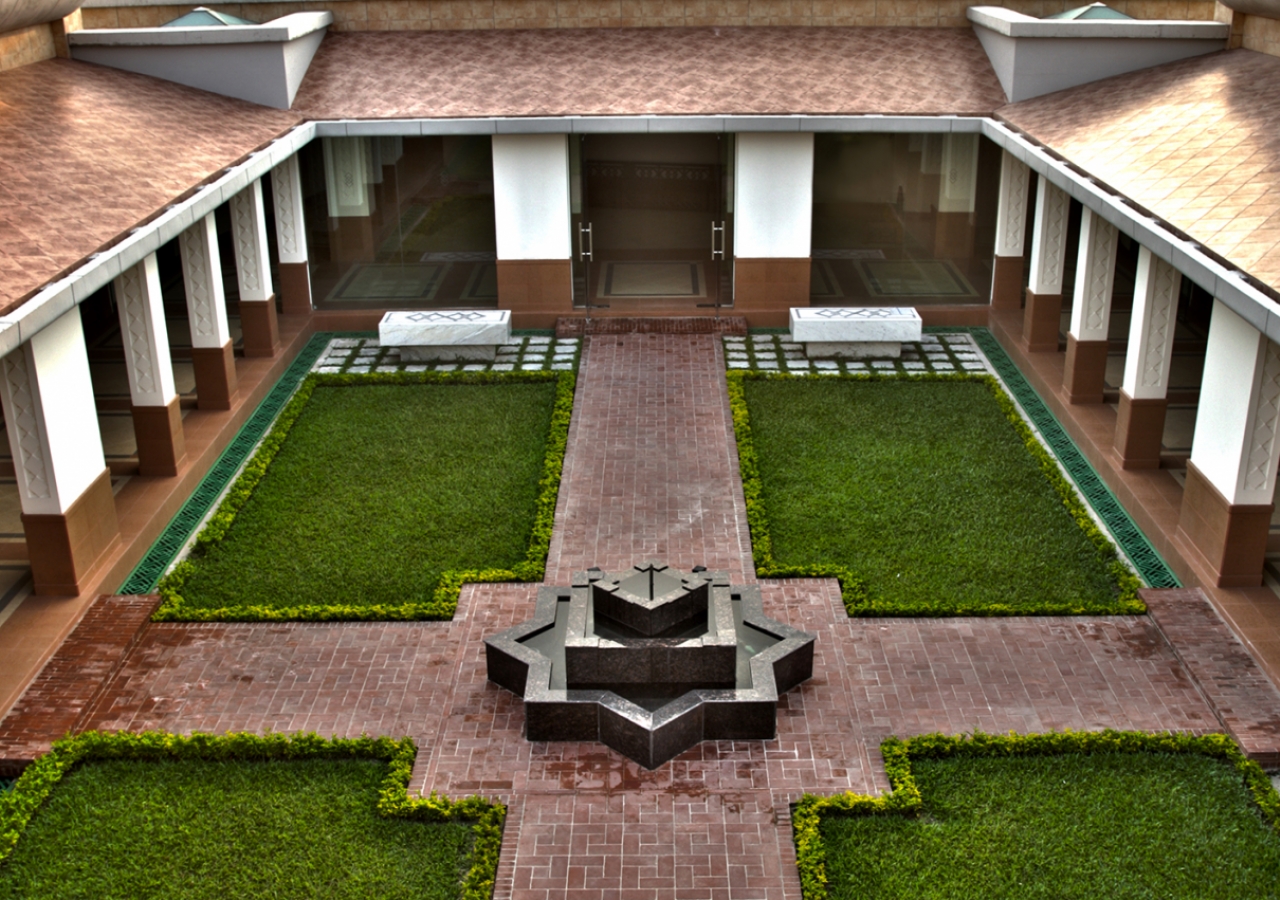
[118,332,334,594]
[948,326,1179,589]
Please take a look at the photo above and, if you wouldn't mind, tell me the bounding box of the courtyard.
[3,325,1280,898]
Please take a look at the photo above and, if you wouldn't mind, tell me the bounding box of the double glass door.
[570,133,733,312]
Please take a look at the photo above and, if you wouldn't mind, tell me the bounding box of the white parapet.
[379,310,512,362]
[790,307,922,359]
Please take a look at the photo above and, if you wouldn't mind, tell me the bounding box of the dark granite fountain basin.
[484,562,816,768]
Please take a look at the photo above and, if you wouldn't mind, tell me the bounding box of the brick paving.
[3,335,1280,898]
[543,333,756,584]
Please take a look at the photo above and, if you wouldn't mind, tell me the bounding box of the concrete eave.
[69,11,333,46]
[967,6,1229,39]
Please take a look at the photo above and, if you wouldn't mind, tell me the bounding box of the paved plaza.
[3,332,1280,899]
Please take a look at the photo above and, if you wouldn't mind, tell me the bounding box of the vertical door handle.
[711,221,725,260]
[579,222,593,261]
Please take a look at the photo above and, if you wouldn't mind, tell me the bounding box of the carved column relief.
[1,347,53,506]
[1028,181,1069,295]
[1069,209,1119,343]
[1240,339,1280,502]
[270,154,308,265]
[994,152,1030,258]
[180,214,231,350]
[114,255,175,407]
[1123,248,1182,400]
[230,181,274,303]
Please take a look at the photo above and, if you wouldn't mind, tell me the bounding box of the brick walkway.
[544,334,755,583]
[4,333,1280,899]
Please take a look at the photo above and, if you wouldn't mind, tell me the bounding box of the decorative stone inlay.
[1030,181,1069,295]
[790,307,923,359]
[379,309,511,362]
[485,563,816,769]
[1,349,51,501]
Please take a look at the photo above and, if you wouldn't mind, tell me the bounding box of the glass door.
[570,135,604,310]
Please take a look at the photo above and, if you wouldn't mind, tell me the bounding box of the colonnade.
[0,156,311,597]
[995,149,1280,587]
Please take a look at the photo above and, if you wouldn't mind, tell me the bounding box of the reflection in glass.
[300,135,497,310]
[810,133,1000,307]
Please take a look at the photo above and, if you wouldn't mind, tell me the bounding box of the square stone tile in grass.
[733,374,1139,616]
[156,371,571,620]
[805,734,1280,900]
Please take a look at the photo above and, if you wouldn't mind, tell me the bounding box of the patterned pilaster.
[0,346,54,507]
[1069,208,1119,343]
[270,155,308,265]
[179,214,231,350]
[993,152,1030,258]
[230,181,274,304]
[1123,247,1182,400]
[1240,339,1280,502]
[1028,181,1069,295]
[323,137,370,218]
[114,255,176,407]
[938,134,978,214]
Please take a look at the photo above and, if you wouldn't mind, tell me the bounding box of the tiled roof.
[998,49,1280,296]
[0,59,301,313]
[291,27,1008,119]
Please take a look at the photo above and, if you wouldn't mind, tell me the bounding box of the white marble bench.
[789,307,923,359]
[378,310,512,362]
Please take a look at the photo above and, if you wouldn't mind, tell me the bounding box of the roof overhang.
[4,114,1277,355]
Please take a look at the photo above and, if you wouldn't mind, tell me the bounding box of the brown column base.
[22,467,119,596]
[1022,290,1062,352]
[191,341,238,411]
[131,398,186,477]
[277,262,313,315]
[497,260,573,330]
[240,296,279,358]
[1177,460,1272,588]
[990,255,1025,311]
[733,258,810,329]
[1063,335,1109,404]
[1114,391,1167,469]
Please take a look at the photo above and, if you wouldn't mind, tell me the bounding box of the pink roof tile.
[999,50,1280,296]
[0,59,301,313]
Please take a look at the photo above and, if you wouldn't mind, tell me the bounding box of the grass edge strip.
[152,369,576,622]
[0,730,505,900]
[791,729,1280,900]
[725,369,1143,616]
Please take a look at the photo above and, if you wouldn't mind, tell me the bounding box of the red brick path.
[4,335,1280,899]
[544,334,755,583]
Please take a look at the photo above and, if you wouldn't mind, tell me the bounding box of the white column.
[179,213,231,350]
[491,134,571,261]
[1028,180,1070,297]
[114,255,177,409]
[230,180,275,303]
[1121,247,1181,401]
[323,137,371,218]
[1068,208,1119,343]
[0,308,106,516]
[1189,300,1280,506]
[270,154,308,266]
[937,134,978,215]
[993,151,1030,259]
[733,132,814,259]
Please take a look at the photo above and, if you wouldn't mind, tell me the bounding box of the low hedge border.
[0,731,505,900]
[725,370,1143,617]
[792,729,1280,900]
[153,369,576,622]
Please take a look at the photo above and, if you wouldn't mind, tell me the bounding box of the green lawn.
[0,758,473,900]
[740,377,1128,614]
[820,752,1280,899]
[177,380,558,612]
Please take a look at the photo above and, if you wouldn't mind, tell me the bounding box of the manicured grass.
[740,376,1128,614]
[819,751,1280,899]
[176,380,558,612]
[0,757,473,900]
